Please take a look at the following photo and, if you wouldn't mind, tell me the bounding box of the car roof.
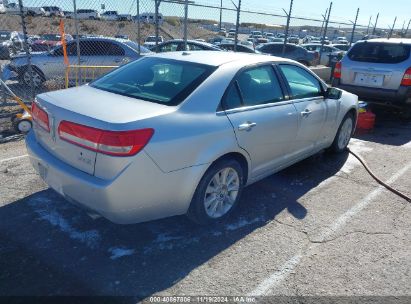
[359,38,411,45]
[147,50,292,66]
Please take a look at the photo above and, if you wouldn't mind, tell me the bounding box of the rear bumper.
[332,79,411,107]
[26,131,207,224]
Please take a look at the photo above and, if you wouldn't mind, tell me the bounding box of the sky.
[21,0,410,30]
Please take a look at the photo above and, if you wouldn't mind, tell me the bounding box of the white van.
[76,9,100,20]
[101,10,118,21]
[138,12,164,25]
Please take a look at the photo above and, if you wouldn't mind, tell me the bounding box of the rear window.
[348,42,411,64]
[91,57,216,106]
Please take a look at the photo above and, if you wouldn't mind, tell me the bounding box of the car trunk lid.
[33,85,174,176]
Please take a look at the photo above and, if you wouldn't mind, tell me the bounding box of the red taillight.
[31,102,50,132]
[333,61,342,79]
[401,67,411,86]
[58,121,154,157]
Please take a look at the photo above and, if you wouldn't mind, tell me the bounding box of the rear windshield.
[348,42,411,63]
[91,57,216,106]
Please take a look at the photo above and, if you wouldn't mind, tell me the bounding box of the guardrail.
[65,65,119,88]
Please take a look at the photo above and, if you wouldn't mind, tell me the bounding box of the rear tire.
[187,159,244,225]
[329,113,355,153]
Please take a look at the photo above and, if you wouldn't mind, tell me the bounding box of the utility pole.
[282,0,294,56]
[366,15,372,34]
[372,13,379,35]
[350,8,359,46]
[233,0,241,52]
[219,0,223,30]
[388,16,397,39]
[319,2,332,65]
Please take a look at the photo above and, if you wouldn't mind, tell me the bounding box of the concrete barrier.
[310,65,331,83]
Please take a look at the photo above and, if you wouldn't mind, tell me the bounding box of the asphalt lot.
[0,113,410,301]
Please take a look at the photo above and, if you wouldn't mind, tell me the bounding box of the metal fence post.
[350,8,359,46]
[18,0,35,100]
[366,15,372,34]
[137,0,141,54]
[372,13,379,35]
[233,0,241,52]
[219,0,223,30]
[282,0,293,56]
[319,7,328,36]
[319,2,332,65]
[155,0,161,51]
[183,0,188,50]
[405,19,411,38]
[388,16,397,39]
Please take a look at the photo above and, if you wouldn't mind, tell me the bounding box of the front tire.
[187,159,244,225]
[20,68,44,88]
[329,113,355,153]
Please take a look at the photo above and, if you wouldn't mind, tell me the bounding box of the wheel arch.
[207,151,250,186]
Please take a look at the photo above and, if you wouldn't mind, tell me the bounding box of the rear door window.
[348,42,411,63]
[236,65,284,106]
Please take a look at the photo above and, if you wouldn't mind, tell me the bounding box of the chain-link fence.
[0,0,409,133]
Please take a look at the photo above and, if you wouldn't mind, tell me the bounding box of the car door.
[41,41,78,79]
[223,64,299,179]
[278,64,329,157]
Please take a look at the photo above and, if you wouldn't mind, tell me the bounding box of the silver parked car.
[257,43,319,66]
[26,51,358,225]
[2,37,151,87]
[301,43,344,66]
[332,38,411,117]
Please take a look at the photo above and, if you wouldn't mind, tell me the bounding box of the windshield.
[91,57,216,106]
[123,41,151,54]
[41,34,61,41]
[0,31,11,41]
[348,42,411,63]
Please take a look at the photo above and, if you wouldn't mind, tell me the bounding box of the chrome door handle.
[301,109,312,117]
[238,122,257,131]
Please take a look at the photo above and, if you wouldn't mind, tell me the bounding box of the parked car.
[42,6,64,17]
[208,35,226,46]
[0,30,24,59]
[268,37,285,43]
[76,9,100,20]
[150,39,220,53]
[115,34,129,40]
[101,10,118,21]
[287,35,300,44]
[143,35,164,48]
[218,28,227,37]
[250,30,262,38]
[301,43,344,66]
[118,14,132,21]
[333,37,349,45]
[26,51,358,225]
[227,29,237,38]
[255,38,268,45]
[257,43,318,66]
[6,2,45,16]
[2,37,151,87]
[63,11,75,18]
[218,43,260,53]
[331,44,351,52]
[332,38,411,118]
[30,34,73,52]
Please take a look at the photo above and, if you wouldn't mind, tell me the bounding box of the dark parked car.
[218,43,260,53]
[150,39,221,53]
[0,30,25,59]
[257,43,318,66]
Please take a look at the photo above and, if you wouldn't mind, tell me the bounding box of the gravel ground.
[0,113,410,302]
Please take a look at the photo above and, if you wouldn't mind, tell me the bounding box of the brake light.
[58,121,154,157]
[401,67,411,86]
[31,102,50,132]
[333,61,342,79]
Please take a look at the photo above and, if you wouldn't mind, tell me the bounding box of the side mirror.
[325,87,342,100]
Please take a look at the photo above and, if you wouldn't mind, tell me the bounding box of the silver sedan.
[26,51,358,225]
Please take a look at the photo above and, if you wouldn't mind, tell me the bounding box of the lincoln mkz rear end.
[26,54,241,224]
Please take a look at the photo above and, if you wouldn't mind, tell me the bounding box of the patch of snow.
[28,197,101,249]
[108,247,135,260]
[226,217,263,231]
